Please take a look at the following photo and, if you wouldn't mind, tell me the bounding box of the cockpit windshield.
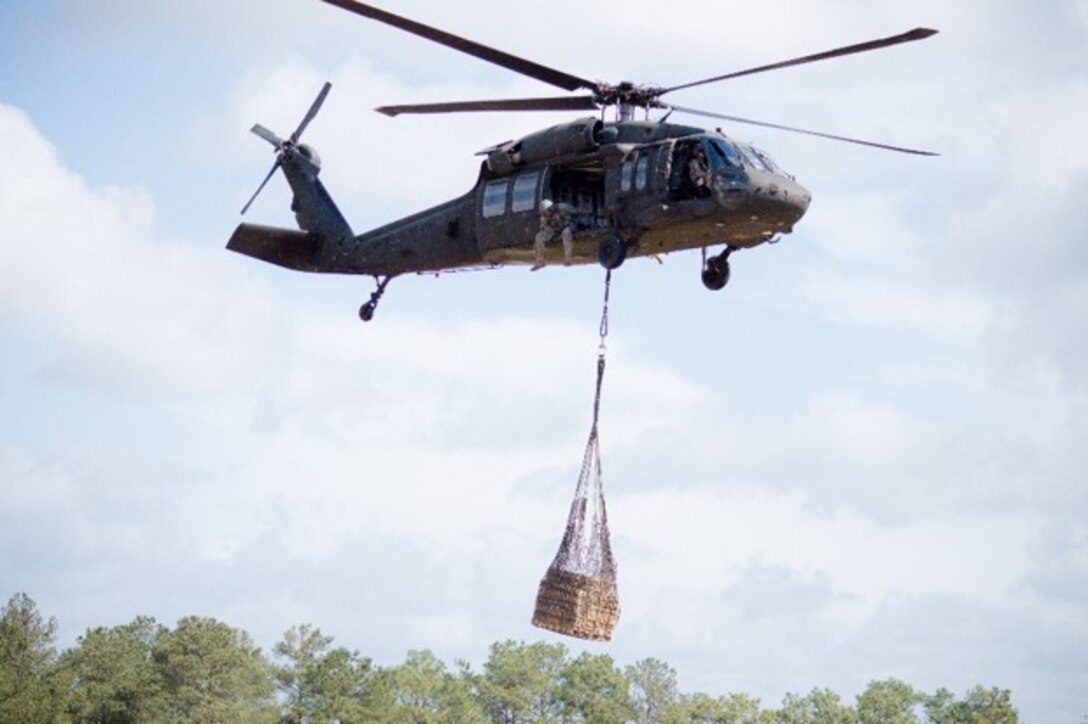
[736,142,788,176]
[708,138,743,170]
[736,143,768,171]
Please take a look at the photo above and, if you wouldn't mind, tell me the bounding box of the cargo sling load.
[533,273,620,641]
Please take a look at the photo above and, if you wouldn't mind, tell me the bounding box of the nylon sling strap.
[591,269,612,435]
[530,268,621,641]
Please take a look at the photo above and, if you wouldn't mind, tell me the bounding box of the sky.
[1,0,1086,720]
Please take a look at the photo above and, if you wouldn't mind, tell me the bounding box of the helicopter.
[228,0,938,322]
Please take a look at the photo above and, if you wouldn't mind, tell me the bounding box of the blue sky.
[2,0,1087,720]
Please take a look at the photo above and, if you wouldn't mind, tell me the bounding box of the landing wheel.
[701,262,730,291]
[701,248,733,291]
[358,275,391,323]
[597,233,627,270]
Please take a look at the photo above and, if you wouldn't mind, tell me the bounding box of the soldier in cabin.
[687,144,712,198]
[532,199,574,271]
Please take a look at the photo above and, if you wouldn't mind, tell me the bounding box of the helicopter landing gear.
[701,246,735,291]
[359,276,392,322]
[597,232,628,270]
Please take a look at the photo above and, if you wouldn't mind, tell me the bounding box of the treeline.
[1,593,1018,723]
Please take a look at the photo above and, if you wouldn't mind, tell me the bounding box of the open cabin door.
[548,164,608,234]
[475,164,608,264]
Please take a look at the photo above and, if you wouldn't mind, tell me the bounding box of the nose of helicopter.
[781,179,812,227]
[737,174,811,238]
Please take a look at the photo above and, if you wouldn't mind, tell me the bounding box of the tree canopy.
[0,593,1022,724]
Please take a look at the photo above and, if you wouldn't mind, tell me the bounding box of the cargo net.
[532,272,620,641]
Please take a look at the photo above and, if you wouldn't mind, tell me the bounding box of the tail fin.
[233,82,354,266]
[227,223,323,272]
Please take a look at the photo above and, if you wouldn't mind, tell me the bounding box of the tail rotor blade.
[241,83,331,216]
[251,124,283,147]
[240,159,281,215]
[291,82,332,143]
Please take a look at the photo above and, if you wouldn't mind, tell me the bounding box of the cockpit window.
[736,143,770,172]
[751,146,786,175]
[709,139,743,168]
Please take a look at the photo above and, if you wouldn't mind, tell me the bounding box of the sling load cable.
[531,269,620,641]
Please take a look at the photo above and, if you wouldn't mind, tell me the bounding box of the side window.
[635,151,651,190]
[482,179,509,218]
[620,158,634,192]
[511,171,540,213]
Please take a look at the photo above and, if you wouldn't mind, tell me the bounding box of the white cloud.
[0,105,284,400]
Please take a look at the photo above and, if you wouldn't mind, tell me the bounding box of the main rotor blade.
[667,104,939,156]
[660,27,938,96]
[376,95,599,117]
[319,0,596,92]
[291,81,332,143]
[240,160,282,215]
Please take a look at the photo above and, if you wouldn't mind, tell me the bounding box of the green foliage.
[923,685,1018,723]
[153,616,277,723]
[719,692,775,724]
[676,691,773,723]
[273,623,377,724]
[477,640,567,723]
[776,688,856,724]
[678,692,720,723]
[959,686,1018,724]
[556,652,632,722]
[0,593,66,724]
[855,678,919,724]
[0,595,1027,724]
[61,616,166,723]
[381,649,486,724]
[625,658,681,724]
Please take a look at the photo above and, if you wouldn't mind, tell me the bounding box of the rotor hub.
[593,81,664,110]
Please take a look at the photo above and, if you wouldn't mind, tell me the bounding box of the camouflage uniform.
[532,201,574,270]
[688,148,711,196]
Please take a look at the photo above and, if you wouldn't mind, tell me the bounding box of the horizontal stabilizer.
[226,223,324,272]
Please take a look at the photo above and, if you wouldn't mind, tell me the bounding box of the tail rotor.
[240,81,333,215]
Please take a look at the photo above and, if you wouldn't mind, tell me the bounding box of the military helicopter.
[228,0,937,322]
